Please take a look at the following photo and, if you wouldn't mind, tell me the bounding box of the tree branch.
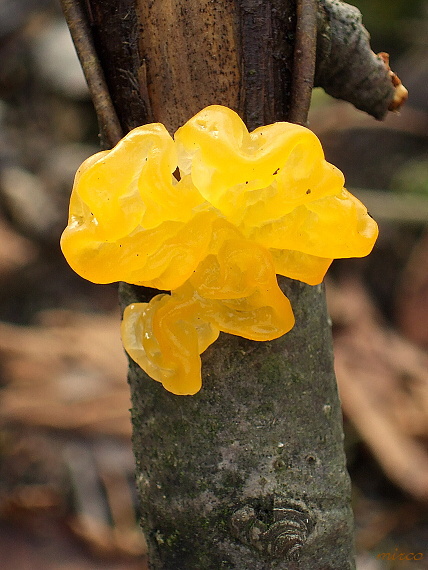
[315,0,407,120]
[289,0,318,125]
[60,0,123,147]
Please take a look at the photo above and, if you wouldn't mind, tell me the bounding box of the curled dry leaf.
[328,277,428,501]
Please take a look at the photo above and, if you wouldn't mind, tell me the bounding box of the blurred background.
[0,0,427,568]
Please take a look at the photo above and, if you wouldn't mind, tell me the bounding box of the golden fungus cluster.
[61,105,378,395]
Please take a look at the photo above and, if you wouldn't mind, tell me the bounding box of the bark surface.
[60,0,399,567]
[120,279,353,569]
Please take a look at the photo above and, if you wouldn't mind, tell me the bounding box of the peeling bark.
[59,0,405,567]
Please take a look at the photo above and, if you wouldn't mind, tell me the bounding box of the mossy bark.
[73,0,362,567]
[120,279,354,569]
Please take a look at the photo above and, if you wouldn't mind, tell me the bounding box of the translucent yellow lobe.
[61,105,378,395]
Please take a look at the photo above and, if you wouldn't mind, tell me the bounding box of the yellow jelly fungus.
[61,105,378,395]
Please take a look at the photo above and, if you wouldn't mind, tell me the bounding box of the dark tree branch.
[83,2,356,568]
[238,0,296,130]
[60,0,123,147]
[59,1,407,568]
[289,0,318,125]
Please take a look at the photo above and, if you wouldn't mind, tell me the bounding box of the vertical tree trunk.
[66,0,355,567]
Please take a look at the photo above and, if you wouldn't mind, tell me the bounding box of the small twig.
[289,0,318,125]
[60,0,123,148]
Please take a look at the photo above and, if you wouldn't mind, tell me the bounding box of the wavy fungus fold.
[61,105,378,394]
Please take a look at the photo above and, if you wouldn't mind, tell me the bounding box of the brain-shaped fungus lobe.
[61,105,378,395]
